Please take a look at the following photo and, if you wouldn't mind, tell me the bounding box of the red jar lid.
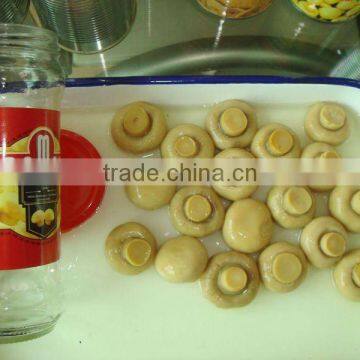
[60,130,105,233]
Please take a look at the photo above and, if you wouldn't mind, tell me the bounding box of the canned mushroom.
[291,0,360,23]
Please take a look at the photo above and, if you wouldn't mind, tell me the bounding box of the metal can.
[31,0,137,54]
[0,0,29,23]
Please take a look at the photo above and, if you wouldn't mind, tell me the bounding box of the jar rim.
[0,23,59,51]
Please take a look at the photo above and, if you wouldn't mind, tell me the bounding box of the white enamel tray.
[2,76,359,360]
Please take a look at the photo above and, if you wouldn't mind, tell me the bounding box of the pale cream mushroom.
[329,186,360,233]
[259,242,308,293]
[305,102,350,146]
[212,148,258,201]
[155,236,208,283]
[301,142,341,192]
[200,251,260,308]
[161,124,214,159]
[205,100,257,150]
[333,249,360,302]
[125,184,177,210]
[300,216,347,268]
[169,186,225,237]
[223,198,274,253]
[105,222,157,275]
[251,123,301,158]
[111,102,167,154]
[267,186,316,229]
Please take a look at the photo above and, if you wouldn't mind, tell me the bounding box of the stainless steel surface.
[31,0,137,54]
[0,0,29,23]
[67,0,359,79]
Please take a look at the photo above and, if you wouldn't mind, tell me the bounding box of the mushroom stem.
[272,253,303,284]
[267,129,294,156]
[220,108,248,137]
[283,187,313,216]
[351,191,360,215]
[352,264,360,288]
[319,232,346,258]
[123,106,151,137]
[174,135,199,158]
[218,266,248,294]
[184,195,212,223]
[122,238,152,267]
[320,104,346,131]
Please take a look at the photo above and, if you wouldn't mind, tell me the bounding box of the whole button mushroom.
[200,251,260,308]
[333,249,360,302]
[301,142,341,192]
[300,216,347,269]
[213,148,258,201]
[223,199,274,253]
[105,222,157,275]
[169,186,225,237]
[304,102,350,146]
[155,236,208,283]
[329,186,360,233]
[267,186,316,229]
[251,123,301,158]
[126,184,177,210]
[259,242,308,293]
[111,102,167,154]
[205,100,257,150]
[161,124,215,159]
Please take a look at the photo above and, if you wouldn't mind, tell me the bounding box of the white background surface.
[1,81,359,360]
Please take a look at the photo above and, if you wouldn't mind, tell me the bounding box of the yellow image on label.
[0,190,25,227]
[31,208,55,228]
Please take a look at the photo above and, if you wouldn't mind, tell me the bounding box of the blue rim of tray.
[65,75,360,89]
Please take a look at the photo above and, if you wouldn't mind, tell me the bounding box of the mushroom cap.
[105,222,157,275]
[212,148,258,201]
[333,249,360,302]
[200,251,260,308]
[169,186,225,237]
[301,142,341,192]
[126,184,177,210]
[267,186,316,229]
[111,102,167,154]
[206,100,257,150]
[161,124,215,159]
[300,216,347,268]
[259,242,308,293]
[251,123,301,158]
[329,186,360,233]
[155,236,208,283]
[223,198,274,253]
[304,102,350,146]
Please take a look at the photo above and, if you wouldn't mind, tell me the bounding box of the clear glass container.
[0,24,64,339]
[196,0,273,19]
[290,0,360,23]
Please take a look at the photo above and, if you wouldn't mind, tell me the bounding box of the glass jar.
[0,24,64,339]
[197,0,274,19]
[290,0,360,23]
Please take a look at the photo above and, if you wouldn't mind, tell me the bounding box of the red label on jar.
[0,107,60,270]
